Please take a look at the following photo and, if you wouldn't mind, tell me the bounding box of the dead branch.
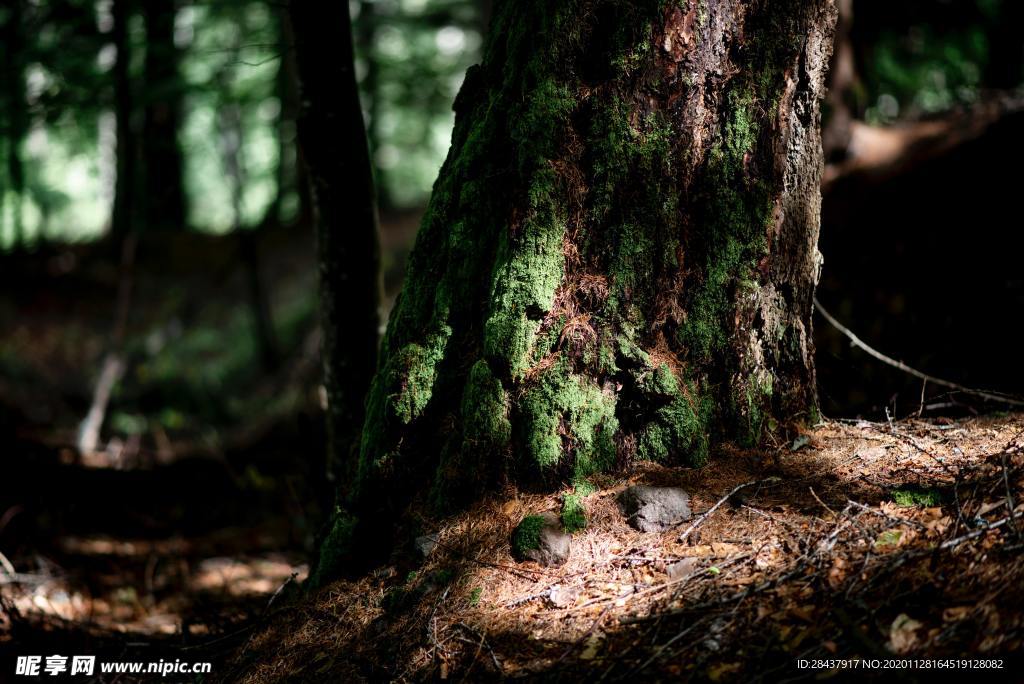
[814,296,1024,407]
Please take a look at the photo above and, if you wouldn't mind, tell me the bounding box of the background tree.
[313,0,837,580]
[2,0,28,246]
[140,1,187,231]
[289,0,382,486]
[110,0,138,240]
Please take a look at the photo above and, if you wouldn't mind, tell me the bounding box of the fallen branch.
[814,297,1024,407]
[678,479,777,543]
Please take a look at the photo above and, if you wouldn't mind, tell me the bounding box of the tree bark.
[318,0,836,581]
[289,1,382,486]
[141,1,187,231]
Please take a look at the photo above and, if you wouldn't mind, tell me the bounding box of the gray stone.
[666,557,701,580]
[414,533,439,558]
[618,485,692,532]
[548,585,579,608]
[513,511,571,567]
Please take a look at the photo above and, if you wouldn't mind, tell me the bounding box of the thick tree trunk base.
[315,0,836,584]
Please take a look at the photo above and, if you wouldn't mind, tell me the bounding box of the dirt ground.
[221,414,1024,683]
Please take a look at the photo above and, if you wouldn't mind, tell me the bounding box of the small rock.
[618,485,692,532]
[512,511,571,567]
[548,585,579,608]
[414,533,439,558]
[666,556,701,580]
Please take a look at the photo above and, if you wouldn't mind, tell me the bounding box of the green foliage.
[864,24,988,123]
[512,514,547,555]
[432,568,454,585]
[468,587,483,607]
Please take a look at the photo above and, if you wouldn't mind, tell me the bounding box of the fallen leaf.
[580,633,603,660]
[708,662,741,680]
[942,606,971,622]
[667,557,701,580]
[889,614,923,654]
[711,542,743,556]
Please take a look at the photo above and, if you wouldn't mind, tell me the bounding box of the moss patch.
[308,510,357,590]
[560,492,588,533]
[519,356,618,477]
[891,487,942,508]
[512,514,547,556]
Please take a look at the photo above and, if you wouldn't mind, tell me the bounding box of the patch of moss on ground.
[513,514,547,556]
[891,488,942,507]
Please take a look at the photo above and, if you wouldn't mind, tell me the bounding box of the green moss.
[739,372,774,447]
[460,360,512,445]
[891,488,942,507]
[430,360,513,508]
[484,168,568,379]
[513,514,547,555]
[307,510,357,589]
[634,368,712,466]
[468,587,483,607]
[519,356,618,476]
[560,491,588,533]
[391,339,447,424]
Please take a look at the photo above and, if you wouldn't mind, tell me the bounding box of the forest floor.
[3,230,1022,681]
[224,414,1024,683]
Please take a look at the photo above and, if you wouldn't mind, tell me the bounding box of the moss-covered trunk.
[317,0,836,580]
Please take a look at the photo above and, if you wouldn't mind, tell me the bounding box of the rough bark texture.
[289,1,382,486]
[320,0,836,579]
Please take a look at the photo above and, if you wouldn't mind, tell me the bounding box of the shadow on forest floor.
[222,415,1024,683]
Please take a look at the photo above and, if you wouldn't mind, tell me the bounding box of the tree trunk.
[110,0,137,240]
[141,1,187,231]
[3,0,27,246]
[289,1,382,486]
[318,0,836,581]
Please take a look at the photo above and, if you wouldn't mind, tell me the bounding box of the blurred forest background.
[0,0,1022,663]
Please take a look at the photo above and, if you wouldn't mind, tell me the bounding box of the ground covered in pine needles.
[222,415,1024,683]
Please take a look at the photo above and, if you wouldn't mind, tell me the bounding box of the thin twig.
[809,486,837,518]
[814,297,1024,407]
[679,479,774,543]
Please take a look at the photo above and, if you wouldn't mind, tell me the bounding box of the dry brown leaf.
[889,614,923,654]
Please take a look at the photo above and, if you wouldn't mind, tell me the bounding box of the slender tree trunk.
[141,1,187,231]
[289,1,382,486]
[217,85,281,372]
[275,10,312,228]
[3,0,27,246]
[110,0,137,240]
[313,0,836,581]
